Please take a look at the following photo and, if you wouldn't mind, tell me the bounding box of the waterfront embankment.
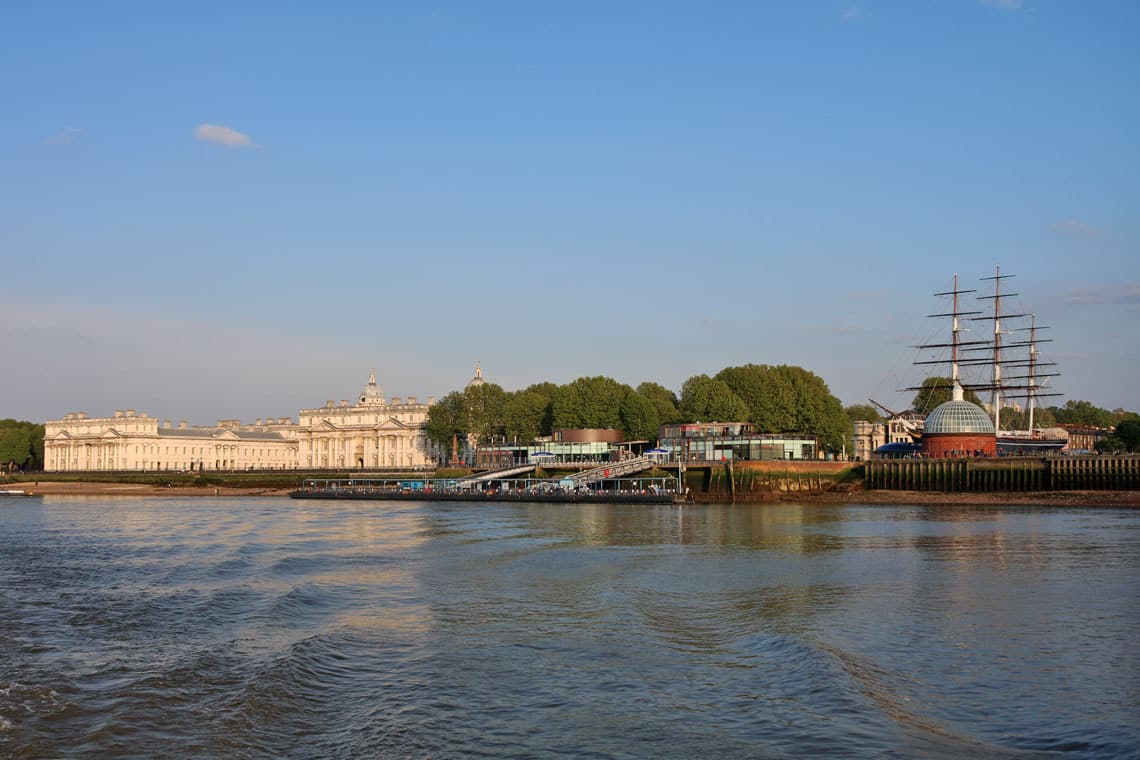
[2,481,293,497]
[7,478,1138,506]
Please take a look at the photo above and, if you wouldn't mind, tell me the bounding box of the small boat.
[0,488,41,498]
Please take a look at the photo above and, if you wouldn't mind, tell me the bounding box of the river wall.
[697,460,856,499]
[865,455,1140,492]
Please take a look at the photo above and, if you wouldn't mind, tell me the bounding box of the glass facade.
[475,441,615,467]
[658,423,817,461]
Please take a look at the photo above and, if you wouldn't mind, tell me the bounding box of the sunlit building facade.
[43,369,440,472]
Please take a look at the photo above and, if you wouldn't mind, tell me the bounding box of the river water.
[1,497,1137,758]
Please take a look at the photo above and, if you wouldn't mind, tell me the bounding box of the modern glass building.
[658,423,817,461]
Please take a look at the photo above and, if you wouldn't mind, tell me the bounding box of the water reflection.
[1,498,1136,758]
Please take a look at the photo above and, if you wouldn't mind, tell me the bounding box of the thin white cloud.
[840,7,863,22]
[803,320,861,335]
[980,0,1023,9]
[43,127,84,145]
[1062,285,1140,306]
[1050,218,1101,239]
[194,123,256,148]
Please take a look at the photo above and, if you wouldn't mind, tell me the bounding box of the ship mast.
[962,269,1062,435]
[972,266,1025,432]
[1003,315,1061,434]
[1027,316,1039,433]
[909,273,988,408]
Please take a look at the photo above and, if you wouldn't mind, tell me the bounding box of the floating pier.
[290,475,680,503]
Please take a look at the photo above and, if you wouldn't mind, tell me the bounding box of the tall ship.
[905,267,1065,456]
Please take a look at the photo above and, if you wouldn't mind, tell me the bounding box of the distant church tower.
[359,368,385,405]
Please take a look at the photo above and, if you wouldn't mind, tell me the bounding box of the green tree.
[679,375,749,422]
[1050,400,1115,428]
[911,377,984,414]
[1031,406,1057,428]
[715,364,849,453]
[502,390,551,442]
[0,426,34,471]
[769,365,849,453]
[551,376,630,430]
[844,404,883,423]
[1113,408,1140,424]
[636,382,682,425]
[521,382,558,435]
[1094,436,1126,454]
[424,392,467,450]
[715,364,795,432]
[998,406,1027,430]
[619,393,660,441]
[464,382,507,444]
[1113,419,1140,452]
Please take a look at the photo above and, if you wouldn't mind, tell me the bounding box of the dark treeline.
[0,419,45,471]
[425,364,851,454]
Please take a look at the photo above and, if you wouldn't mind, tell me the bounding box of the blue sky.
[2,1,1137,425]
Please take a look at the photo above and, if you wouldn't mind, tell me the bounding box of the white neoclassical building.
[43,369,444,472]
[295,369,439,469]
[43,412,298,472]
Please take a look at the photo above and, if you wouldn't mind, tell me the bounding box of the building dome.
[466,361,486,389]
[359,368,385,405]
[924,399,994,435]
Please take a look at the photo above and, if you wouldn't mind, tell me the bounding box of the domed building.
[922,383,996,458]
[466,362,486,389]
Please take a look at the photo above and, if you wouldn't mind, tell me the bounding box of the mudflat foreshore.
[5,480,1138,507]
[4,482,294,498]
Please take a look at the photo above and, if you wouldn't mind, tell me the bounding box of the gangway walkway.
[566,456,654,485]
[457,464,537,484]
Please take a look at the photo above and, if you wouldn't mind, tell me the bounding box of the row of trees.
[425,364,852,454]
[0,419,44,471]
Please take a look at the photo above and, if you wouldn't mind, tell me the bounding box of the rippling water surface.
[1,497,1137,758]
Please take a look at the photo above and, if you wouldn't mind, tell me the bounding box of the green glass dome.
[925,400,995,435]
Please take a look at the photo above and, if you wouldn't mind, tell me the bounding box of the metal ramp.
[566,456,654,484]
[457,464,536,484]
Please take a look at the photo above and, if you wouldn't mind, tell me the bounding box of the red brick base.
[923,434,997,458]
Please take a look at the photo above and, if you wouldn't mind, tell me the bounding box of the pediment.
[216,430,241,441]
[48,430,73,440]
[376,417,409,431]
[100,429,125,439]
[316,419,340,431]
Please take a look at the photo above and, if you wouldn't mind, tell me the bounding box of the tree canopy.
[464,382,508,444]
[0,419,44,470]
[635,382,681,425]
[679,375,749,423]
[1108,419,1140,452]
[1048,400,1115,428]
[551,376,630,430]
[618,393,660,442]
[911,377,984,414]
[715,364,794,433]
[714,364,849,452]
[424,391,467,449]
[502,390,552,442]
[844,404,883,423]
